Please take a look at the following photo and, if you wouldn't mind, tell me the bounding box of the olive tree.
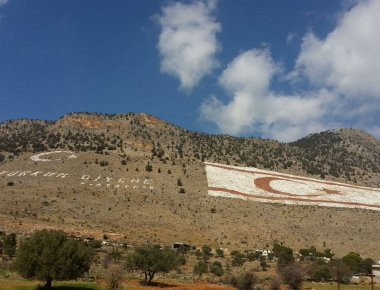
[15,230,94,289]
[126,244,180,285]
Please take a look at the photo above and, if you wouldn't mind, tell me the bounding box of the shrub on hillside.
[230,271,257,290]
[216,248,224,257]
[1,233,16,258]
[210,261,224,277]
[194,261,208,276]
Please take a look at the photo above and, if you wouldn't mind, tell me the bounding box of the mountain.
[0,112,379,256]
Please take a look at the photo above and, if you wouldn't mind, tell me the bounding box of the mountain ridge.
[1,112,379,187]
[1,112,380,256]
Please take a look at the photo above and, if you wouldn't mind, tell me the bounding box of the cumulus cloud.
[0,0,8,6]
[200,49,332,141]
[157,0,221,91]
[294,0,380,99]
[201,0,380,141]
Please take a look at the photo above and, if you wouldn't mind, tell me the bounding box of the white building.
[372,264,380,284]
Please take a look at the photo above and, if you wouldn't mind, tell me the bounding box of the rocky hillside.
[1,112,379,187]
[0,112,380,257]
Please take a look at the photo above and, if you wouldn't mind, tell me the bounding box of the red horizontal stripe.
[208,186,380,209]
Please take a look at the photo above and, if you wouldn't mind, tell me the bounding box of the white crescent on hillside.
[30,151,78,162]
[205,162,380,211]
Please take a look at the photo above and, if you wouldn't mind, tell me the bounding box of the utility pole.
[370,274,374,290]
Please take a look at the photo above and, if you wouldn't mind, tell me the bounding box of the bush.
[177,255,187,265]
[195,249,202,259]
[273,243,294,270]
[88,239,102,249]
[231,271,257,290]
[194,261,208,276]
[15,230,93,289]
[216,248,224,257]
[246,251,259,261]
[202,245,212,256]
[201,244,212,261]
[99,160,109,167]
[0,153,4,162]
[145,164,153,172]
[269,276,281,290]
[342,252,372,273]
[210,261,224,277]
[231,251,246,267]
[310,265,332,282]
[1,233,16,258]
[260,256,268,271]
[360,258,375,274]
[278,251,294,270]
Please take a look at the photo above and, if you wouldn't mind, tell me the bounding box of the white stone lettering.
[143,179,152,185]
[7,171,20,176]
[56,173,69,178]
[31,171,43,176]
[18,171,32,176]
[43,172,56,177]
[1,166,154,193]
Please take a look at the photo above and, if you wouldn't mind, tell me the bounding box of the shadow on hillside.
[25,286,100,290]
[51,288,97,290]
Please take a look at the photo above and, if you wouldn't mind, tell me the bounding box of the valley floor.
[0,278,234,290]
[0,279,379,290]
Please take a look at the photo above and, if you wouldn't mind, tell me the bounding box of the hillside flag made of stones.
[205,162,380,211]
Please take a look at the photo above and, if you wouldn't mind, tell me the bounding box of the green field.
[0,280,104,290]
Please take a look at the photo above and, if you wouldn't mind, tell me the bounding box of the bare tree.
[330,259,351,290]
[106,264,124,290]
[280,263,304,290]
[269,275,281,290]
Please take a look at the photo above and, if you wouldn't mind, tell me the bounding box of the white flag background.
[205,162,380,211]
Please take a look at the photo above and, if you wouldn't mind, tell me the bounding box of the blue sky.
[0,0,379,141]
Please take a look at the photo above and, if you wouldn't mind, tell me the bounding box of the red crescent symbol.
[254,177,321,197]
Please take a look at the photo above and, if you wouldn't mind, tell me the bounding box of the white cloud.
[0,0,8,6]
[286,32,297,45]
[201,0,380,141]
[294,0,380,99]
[157,0,221,91]
[200,49,332,141]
